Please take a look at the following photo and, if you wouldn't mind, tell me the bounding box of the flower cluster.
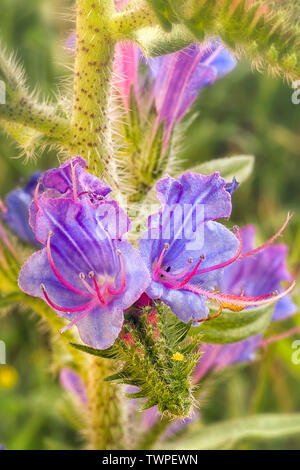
[14,157,295,359]
[18,157,150,349]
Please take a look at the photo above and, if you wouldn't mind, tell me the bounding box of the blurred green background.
[0,0,299,450]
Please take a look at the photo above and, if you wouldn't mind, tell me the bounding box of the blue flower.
[148,42,237,146]
[1,172,41,244]
[19,158,150,349]
[193,224,297,382]
[140,172,294,324]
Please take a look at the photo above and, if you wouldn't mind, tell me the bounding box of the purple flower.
[18,158,150,349]
[140,172,294,324]
[59,367,87,404]
[42,156,111,201]
[193,225,297,382]
[148,42,237,146]
[0,172,42,245]
[220,225,297,321]
[113,40,236,148]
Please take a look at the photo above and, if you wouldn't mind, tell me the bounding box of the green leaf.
[145,0,175,32]
[186,155,255,184]
[189,304,274,344]
[163,413,300,450]
[70,342,118,359]
[133,24,194,58]
[165,0,300,82]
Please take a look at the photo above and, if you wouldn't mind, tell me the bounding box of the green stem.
[136,416,171,450]
[110,2,157,39]
[71,0,118,187]
[86,356,126,450]
[0,100,71,146]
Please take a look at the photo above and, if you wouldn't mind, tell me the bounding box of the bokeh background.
[0,0,299,450]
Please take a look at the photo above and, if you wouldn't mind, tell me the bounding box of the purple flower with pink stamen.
[41,156,111,201]
[18,158,150,349]
[140,172,294,324]
[193,225,297,382]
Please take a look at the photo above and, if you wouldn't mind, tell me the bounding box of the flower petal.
[42,156,111,198]
[76,304,124,349]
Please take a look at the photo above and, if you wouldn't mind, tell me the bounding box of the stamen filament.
[153,243,169,280]
[40,284,93,313]
[108,251,126,295]
[59,305,96,335]
[196,227,242,276]
[163,256,205,289]
[239,213,292,260]
[47,232,90,297]
[0,199,7,213]
[182,281,295,308]
[194,305,223,323]
[79,272,96,295]
[159,257,193,280]
[34,178,42,211]
[71,161,78,202]
[89,272,107,306]
[260,325,300,348]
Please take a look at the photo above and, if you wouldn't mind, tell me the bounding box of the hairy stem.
[110,1,158,39]
[136,416,171,450]
[0,100,71,146]
[86,356,126,450]
[72,0,118,187]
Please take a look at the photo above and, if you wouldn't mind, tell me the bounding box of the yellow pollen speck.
[221,288,245,312]
[171,352,184,361]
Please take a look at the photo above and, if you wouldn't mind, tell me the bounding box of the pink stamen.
[79,272,96,295]
[260,325,300,349]
[71,161,78,202]
[59,304,96,335]
[153,243,169,280]
[47,232,90,297]
[108,251,126,295]
[89,272,107,306]
[159,257,193,280]
[162,256,205,290]
[40,284,93,313]
[239,213,292,260]
[34,178,42,211]
[77,191,90,198]
[182,281,296,308]
[196,226,242,276]
[0,199,7,214]
[100,280,111,297]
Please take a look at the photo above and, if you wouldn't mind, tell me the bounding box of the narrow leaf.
[186,155,255,184]
[189,304,274,344]
[164,413,300,450]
